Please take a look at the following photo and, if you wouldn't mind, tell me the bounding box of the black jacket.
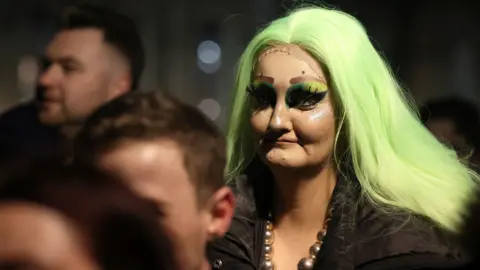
[208,174,469,270]
[0,102,62,162]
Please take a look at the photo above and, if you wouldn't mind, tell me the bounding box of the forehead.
[46,28,106,59]
[99,140,195,205]
[0,203,78,266]
[254,45,326,81]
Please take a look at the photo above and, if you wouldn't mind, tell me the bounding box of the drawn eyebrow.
[253,75,275,84]
[289,76,326,84]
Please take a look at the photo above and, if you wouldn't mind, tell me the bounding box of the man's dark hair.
[74,92,225,203]
[58,4,145,90]
[0,159,175,270]
[420,96,480,149]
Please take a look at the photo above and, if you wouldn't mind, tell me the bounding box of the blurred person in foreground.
[74,92,235,270]
[0,160,175,270]
[0,4,145,162]
[421,96,480,169]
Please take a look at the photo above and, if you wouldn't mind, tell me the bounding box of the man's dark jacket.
[0,102,61,163]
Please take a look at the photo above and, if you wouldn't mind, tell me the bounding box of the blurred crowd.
[1,3,480,270]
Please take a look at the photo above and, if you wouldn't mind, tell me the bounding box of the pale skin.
[249,45,337,269]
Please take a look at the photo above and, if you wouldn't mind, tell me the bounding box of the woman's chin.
[262,153,304,170]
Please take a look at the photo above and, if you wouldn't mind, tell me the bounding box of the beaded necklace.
[260,206,333,270]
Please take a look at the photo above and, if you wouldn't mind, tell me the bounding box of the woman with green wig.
[208,6,477,270]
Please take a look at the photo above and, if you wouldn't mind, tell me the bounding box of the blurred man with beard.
[0,4,144,162]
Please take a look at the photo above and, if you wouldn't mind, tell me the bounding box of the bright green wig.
[226,6,480,233]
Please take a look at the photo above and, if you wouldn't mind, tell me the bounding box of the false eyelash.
[246,85,256,95]
[285,87,327,109]
[303,91,326,103]
[246,84,264,96]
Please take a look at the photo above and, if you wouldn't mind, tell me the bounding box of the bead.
[262,206,333,269]
[264,245,273,258]
[298,257,315,270]
[265,222,273,230]
[309,243,322,257]
[260,260,276,270]
[265,251,274,260]
[264,230,274,245]
[316,230,326,241]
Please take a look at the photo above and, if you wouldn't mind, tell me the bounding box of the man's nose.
[38,64,61,87]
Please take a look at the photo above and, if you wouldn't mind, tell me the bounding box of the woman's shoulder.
[352,202,469,269]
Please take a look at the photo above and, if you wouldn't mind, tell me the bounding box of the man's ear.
[109,71,131,98]
[205,186,235,241]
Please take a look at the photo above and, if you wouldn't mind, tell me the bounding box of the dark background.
[1,0,479,128]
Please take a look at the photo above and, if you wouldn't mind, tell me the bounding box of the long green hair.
[226,6,479,233]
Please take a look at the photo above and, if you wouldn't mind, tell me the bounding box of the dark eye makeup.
[247,80,328,110]
[246,81,277,108]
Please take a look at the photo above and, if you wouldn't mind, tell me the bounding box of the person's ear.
[109,71,131,98]
[205,187,235,241]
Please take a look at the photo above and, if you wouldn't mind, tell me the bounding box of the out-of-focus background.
[1,0,479,127]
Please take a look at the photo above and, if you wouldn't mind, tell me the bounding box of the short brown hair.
[74,92,225,203]
[57,4,145,90]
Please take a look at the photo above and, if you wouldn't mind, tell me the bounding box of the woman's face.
[248,44,336,170]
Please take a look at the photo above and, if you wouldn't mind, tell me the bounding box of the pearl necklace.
[261,207,333,270]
